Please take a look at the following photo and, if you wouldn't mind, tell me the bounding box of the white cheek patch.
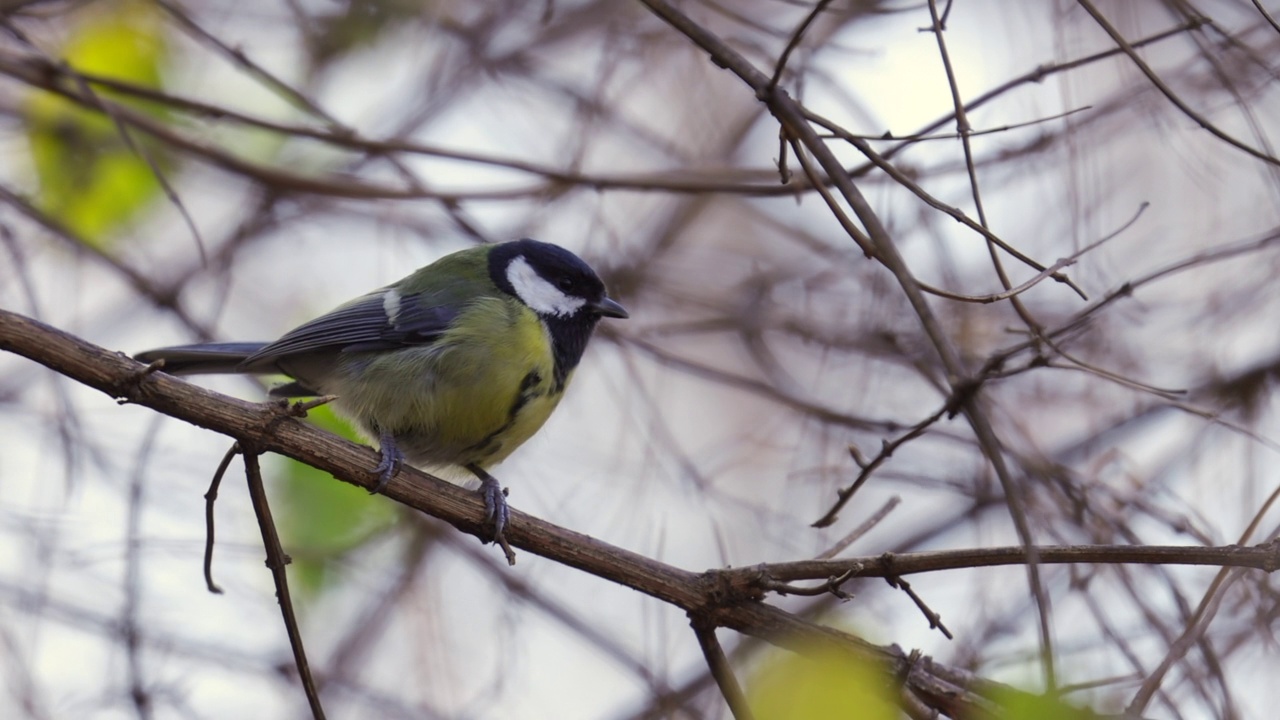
[382,288,402,323]
[506,256,585,317]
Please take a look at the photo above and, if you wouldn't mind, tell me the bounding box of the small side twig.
[787,138,876,258]
[767,0,833,90]
[763,569,855,600]
[496,529,517,567]
[883,564,953,640]
[813,407,948,528]
[774,127,791,184]
[817,496,902,560]
[202,442,241,594]
[1127,473,1280,715]
[916,201,1148,306]
[1077,0,1280,168]
[119,359,168,404]
[133,359,166,379]
[243,448,326,720]
[264,395,337,435]
[286,395,339,417]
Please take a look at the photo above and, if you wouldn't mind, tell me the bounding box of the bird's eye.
[556,277,575,292]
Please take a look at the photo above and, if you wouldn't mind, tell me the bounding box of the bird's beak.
[592,296,629,319]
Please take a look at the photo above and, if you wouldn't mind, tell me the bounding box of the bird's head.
[490,239,628,323]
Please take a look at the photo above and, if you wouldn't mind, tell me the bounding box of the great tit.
[135,239,627,545]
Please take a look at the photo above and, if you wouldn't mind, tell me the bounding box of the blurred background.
[2,0,1279,718]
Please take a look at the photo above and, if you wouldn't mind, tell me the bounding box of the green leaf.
[749,644,898,720]
[23,1,170,246]
[994,688,1102,720]
[276,404,397,594]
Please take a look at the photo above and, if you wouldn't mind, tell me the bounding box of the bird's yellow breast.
[328,296,566,469]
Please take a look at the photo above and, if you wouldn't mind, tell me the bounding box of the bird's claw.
[481,477,510,542]
[370,432,403,495]
[468,464,515,565]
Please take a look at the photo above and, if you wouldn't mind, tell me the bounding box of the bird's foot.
[467,464,515,565]
[370,432,404,494]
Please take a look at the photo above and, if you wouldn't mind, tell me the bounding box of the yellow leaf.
[750,644,898,720]
[23,0,169,246]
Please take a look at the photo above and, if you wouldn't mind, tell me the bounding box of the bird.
[135,239,628,547]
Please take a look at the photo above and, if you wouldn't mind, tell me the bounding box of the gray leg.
[465,463,509,543]
[370,430,404,494]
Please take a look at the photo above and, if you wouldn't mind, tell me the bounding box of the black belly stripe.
[465,370,543,456]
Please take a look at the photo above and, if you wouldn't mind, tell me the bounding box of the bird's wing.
[241,284,480,367]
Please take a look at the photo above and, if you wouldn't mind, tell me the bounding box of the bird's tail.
[133,342,269,376]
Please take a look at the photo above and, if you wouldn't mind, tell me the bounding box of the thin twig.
[787,137,876,258]
[774,127,791,184]
[763,569,855,599]
[66,72,208,265]
[242,449,326,720]
[915,201,1147,305]
[0,49,808,198]
[767,0,833,90]
[1077,0,1280,167]
[822,106,1093,143]
[812,406,948,528]
[156,0,346,129]
[817,496,902,560]
[1043,348,1186,399]
[978,230,1280,391]
[1127,472,1280,715]
[803,108,1087,300]
[1250,0,1280,34]
[690,619,756,720]
[924,0,1053,686]
[883,570,952,640]
[286,395,339,416]
[0,183,209,336]
[852,17,1207,172]
[123,415,163,720]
